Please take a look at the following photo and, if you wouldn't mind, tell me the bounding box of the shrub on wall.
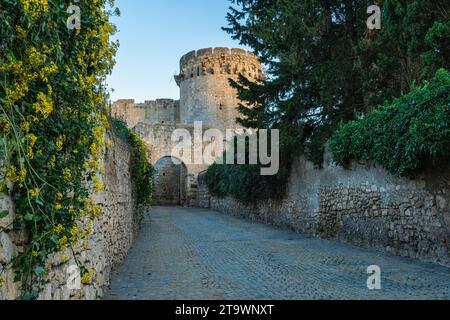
[329,69,450,178]
[0,0,118,298]
[205,163,290,204]
[204,135,291,204]
[110,118,154,206]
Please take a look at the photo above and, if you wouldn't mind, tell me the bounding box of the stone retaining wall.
[195,153,450,267]
[0,130,139,300]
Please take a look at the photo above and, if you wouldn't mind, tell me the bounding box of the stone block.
[7,228,28,246]
[436,195,447,210]
[0,267,20,300]
[0,196,14,231]
[0,232,17,264]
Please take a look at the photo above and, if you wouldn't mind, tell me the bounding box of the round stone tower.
[175,47,264,131]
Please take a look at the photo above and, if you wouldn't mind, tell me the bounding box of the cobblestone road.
[105,206,450,300]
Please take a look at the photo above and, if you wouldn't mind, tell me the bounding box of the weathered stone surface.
[0,196,14,230]
[0,130,139,300]
[34,132,139,300]
[0,267,20,300]
[0,232,17,264]
[111,48,264,206]
[106,207,450,300]
[195,155,450,267]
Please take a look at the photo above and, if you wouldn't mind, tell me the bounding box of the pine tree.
[224,0,449,165]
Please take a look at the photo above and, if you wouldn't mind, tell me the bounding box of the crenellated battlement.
[175,47,264,85]
[112,46,265,206]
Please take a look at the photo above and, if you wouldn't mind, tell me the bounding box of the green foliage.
[204,134,291,203]
[206,162,288,204]
[216,0,449,203]
[0,0,118,298]
[329,69,450,177]
[110,118,154,206]
[359,0,450,108]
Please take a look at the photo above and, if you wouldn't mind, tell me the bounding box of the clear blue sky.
[107,0,248,102]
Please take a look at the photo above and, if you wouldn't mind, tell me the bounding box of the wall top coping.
[180,47,260,68]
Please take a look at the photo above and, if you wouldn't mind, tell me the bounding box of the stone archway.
[153,156,187,206]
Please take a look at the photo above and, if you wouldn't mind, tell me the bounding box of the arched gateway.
[153,157,188,206]
[111,47,264,206]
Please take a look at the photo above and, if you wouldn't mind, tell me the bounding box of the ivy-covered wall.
[1,131,140,300]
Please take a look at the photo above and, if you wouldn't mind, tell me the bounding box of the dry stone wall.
[196,153,450,267]
[0,130,139,300]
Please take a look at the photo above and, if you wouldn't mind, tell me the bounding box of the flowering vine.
[0,0,119,299]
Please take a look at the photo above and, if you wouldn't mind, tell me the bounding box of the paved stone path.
[105,206,450,300]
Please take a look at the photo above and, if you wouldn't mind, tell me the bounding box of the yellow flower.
[20,0,49,20]
[57,236,68,251]
[6,165,27,187]
[32,251,38,257]
[29,188,40,199]
[61,255,69,263]
[63,169,72,181]
[90,143,98,155]
[69,224,78,240]
[0,119,11,134]
[21,121,31,133]
[5,165,18,183]
[55,203,62,211]
[54,224,64,235]
[33,92,53,119]
[39,62,58,81]
[55,136,64,151]
[5,81,29,102]
[89,159,99,170]
[48,155,56,168]
[92,175,104,192]
[26,133,38,159]
[81,268,95,285]
[15,25,27,38]
[85,199,102,218]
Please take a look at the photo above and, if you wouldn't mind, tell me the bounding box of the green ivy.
[329,69,450,178]
[110,118,154,206]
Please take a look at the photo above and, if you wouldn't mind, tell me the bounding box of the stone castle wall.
[176,47,264,131]
[111,99,180,129]
[111,47,265,206]
[111,99,146,129]
[195,153,450,267]
[0,130,139,300]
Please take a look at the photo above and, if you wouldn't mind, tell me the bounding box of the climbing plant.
[329,69,450,178]
[203,0,450,204]
[110,118,154,206]
[0,0,119,298]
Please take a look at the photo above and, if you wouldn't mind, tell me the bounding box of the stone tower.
[175,47,264,131]
[112,47,264,206]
